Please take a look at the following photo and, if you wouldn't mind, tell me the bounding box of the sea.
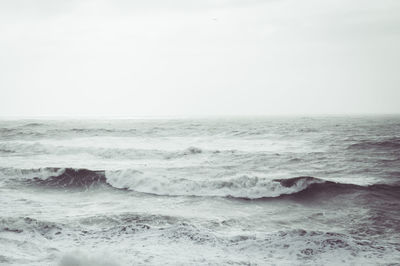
[0,116,399,265]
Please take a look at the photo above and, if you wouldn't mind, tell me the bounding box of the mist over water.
[0,116,399,265]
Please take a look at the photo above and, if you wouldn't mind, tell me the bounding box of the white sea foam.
[59,250,120,266]
[106,170,324,198]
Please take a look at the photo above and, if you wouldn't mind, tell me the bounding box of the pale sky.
[1,0,399,117]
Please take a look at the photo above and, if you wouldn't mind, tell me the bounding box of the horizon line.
[1,113,400,120]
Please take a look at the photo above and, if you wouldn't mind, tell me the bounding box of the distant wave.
[0,142,207,159]
[6,167,399,199]
[0,148,14,154]
[183,146,202,154]
[348,138,400,150]
[21,123,45,127]
[0,142,166,159]
[0,128,42,138]
[0,127,144,138]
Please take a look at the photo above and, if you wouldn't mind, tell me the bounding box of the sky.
[0,0,399,117]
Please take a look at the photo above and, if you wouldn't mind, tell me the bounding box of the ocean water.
[0,116,399,265]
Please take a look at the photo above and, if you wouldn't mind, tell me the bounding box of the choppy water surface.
[0,116,399,265]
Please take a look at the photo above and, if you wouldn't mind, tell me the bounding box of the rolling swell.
[348,137,400,151]
[272,178,400,201]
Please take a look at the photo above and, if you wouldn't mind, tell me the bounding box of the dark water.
[0,116,399,265]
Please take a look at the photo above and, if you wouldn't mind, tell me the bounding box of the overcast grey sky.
[1,0,399,117]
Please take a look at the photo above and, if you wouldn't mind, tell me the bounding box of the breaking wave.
[18,168,109,190]
[5,167,399,199]
[106,171,327,199]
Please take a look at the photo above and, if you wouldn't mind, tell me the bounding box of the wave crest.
[7,167,400,199]
[24,168,108,190]
[106,171,326,199]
